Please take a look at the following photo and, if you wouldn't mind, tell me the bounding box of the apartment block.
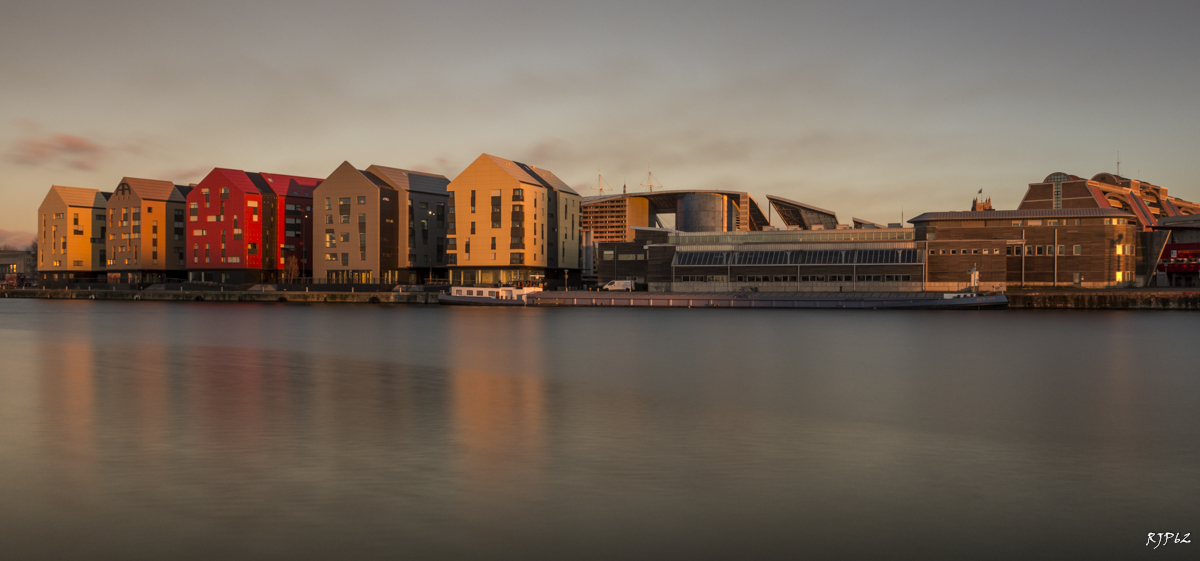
[104,177,192,283]
[37,185,110,280]
[313,161,450,284]
[446,154,582,286]
[186,168,321,284]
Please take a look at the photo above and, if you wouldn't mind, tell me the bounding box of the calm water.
[1,299,1197,560]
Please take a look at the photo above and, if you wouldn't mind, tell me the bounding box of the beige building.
[105,177,192,283]
[446,154,582,286]
[37,185,110,280]
[313,161,450,284]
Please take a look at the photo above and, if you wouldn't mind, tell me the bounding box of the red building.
[186,168,321,284]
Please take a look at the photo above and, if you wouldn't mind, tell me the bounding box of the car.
[601,280,634,291]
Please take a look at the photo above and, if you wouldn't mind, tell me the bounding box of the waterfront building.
[1017,172,1199,281]
[597,226,924,292]
[910,208,1139,290]
[36,185,110,281]
[1018,172,1198,229]
[104,177,192,283]
[186,168,321,284]
[0,249,35,285]
[446,154,582,286]
[313,162,450,284]
[1149,214,1200,287]
[582,190,770,243]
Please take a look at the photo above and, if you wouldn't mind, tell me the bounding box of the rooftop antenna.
[640,165,662,193]
[1117,151,1120,176]
[592,169,611,197]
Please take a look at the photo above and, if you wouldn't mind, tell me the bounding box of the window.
[247,243,258,255]
[325,253,337,261]
[972,249,979,254]
[341,215,350,224]
[490,237,496,250]
[950,249,957,255]
[510,253,524,264]
[470,222,476,235]
[1012,221,1021,227]
[358,196,366,204]
[1058,245,1065,255]
[470,190,476,213]
[220,187,229,199]
[342,253,349,266]
[326,215,333,224]
[929,249,936,255]
[1116,245,1124,255]
[341,232,350,243]
[603,250,614,260]
[1036,246,1044,255]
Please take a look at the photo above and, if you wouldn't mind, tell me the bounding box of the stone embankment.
[2,288,438,305]
[1007,290,1200,310]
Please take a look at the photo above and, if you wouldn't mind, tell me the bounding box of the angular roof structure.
[766,195,839,230]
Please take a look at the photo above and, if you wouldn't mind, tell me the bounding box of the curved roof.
[583,190,769,230]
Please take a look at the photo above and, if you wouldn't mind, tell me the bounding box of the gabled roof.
[47,185,107,208]
[909,208,1135,223]
[258,172,323,197]
[119,177,187,202]
[199,168,322,197]
[366,165,449,195]
[480,154,579,195]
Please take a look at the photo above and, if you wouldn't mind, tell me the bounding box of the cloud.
[0,228,35,249]
[6,126,109,171]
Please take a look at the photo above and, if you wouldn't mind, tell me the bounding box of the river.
[1,299,1197,559]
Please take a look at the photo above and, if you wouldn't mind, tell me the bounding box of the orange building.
[37,185,110,281]
[446,154,582,286]
[105,177,192,283]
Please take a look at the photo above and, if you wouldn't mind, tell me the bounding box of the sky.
[2,0,1199,245]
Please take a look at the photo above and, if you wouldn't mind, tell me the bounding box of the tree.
[284,255,300,283]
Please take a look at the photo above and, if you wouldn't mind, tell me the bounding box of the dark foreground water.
[0,299,1197,560]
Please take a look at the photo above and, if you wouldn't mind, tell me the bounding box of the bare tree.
[284,255,300,283]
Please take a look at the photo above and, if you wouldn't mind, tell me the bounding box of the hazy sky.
[3,0,1199,244]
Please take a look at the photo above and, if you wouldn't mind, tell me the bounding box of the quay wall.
[1007,291,1200,310]
[1,289,438,305]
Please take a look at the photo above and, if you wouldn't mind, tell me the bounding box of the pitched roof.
[480,154,578,195]
[49,185,107,208]
[257,172,323,197]
[120,177,186,202]
[366,165,449,194]
[909,208,1135,223]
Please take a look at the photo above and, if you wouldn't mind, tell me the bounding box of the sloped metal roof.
[367,165,449,195]
[119,177,186,202]
[909,208,1135,223]
[48,185,107,208]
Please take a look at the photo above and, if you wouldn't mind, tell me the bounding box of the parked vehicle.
[601,280,634,291]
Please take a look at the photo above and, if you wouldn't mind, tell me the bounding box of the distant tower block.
[676,193,728,232]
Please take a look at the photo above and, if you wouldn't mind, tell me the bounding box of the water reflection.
[3,300,1200,560]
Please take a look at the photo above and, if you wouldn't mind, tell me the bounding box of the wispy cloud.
[0,228,35,249]
[5,123,109,171]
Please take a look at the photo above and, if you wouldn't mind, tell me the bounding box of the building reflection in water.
[445,309,548,492]
[38,337,97,488]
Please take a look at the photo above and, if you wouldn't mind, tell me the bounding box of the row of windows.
[674,249,921,266]
[675,274,915,283]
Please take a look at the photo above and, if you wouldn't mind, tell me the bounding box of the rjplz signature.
[1146,532,1191,549]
